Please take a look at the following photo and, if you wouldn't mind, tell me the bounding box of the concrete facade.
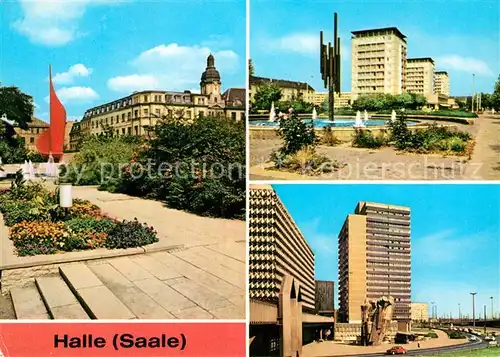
[434,71,450,96]
[411,302,429,322]
[249,184,316,311]
[338,202,411,328]
[351,27,407,99]
[406,58,435,97]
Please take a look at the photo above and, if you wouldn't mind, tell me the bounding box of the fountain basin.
[250,118,419,128]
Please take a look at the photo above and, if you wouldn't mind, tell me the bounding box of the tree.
[252,83,282,111]
[248,59,255,76]
[0,84,34,130]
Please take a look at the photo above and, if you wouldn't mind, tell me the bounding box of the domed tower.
[200,54,223,106]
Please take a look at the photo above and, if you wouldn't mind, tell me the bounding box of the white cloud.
[44,86,99,104]
[12,0,123,46]
[52,64,93,84]
[107,75,160,92]
[436,55,494,77]
[107,43,239,93]
[261,32,350,60]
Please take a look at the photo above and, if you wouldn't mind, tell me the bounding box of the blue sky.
[0,0,245,123]
[273,184,500,318]
[251,0,499,96]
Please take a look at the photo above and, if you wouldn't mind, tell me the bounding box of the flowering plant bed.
[0,173,158,257]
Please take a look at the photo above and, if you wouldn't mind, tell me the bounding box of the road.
[347,334,489,356]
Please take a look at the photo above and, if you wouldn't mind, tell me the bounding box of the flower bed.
[0,174,158,256]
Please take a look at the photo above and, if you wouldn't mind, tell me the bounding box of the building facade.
[411,302,429,322]
[315,280,335,316]
[70,55,244,148]
[338,201,411,331]
[250,76,315,104]
[434,71,450,96]
[312,92,352,108]
[406,58,435,97]
[351,27,407,99]
[249,184,316,311]
[11,117,49,152]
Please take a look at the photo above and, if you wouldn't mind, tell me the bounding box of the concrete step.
[59,264,136,319]
[35,276,89,319]
[10,282,50,319]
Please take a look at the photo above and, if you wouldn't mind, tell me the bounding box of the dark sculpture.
[320,13,341,120]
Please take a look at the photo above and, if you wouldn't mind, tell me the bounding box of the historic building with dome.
[69,54,245,150]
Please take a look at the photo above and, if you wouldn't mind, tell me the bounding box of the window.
[122,128,126,135]
[214,97,218,103]
[144,108,149,116]
[134,126,139,135]
[127,127,131,135]
[134,110,138,118]
[144,95,149,102]
[110,117,113,124]
[122,114,125,122]
[30,137,35,144]
[127,112,131,120]
[231,112,237,120]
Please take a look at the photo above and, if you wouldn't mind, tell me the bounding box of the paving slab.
[129,255,183,281]
[59,264,104,290]
[107,257,154,281]
[76,285,136,320]
[111,286,176,319]
[173,250,245,289]
[169,279,233,311]
[10,284,49,319]
[35,276,89,319]
[133,278,196,314]
[87,263,134,289]
[149,252,244,300]
[189,246,245,274]
[209,304,246,319]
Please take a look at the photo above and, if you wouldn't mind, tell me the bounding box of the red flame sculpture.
[36,65,67,161]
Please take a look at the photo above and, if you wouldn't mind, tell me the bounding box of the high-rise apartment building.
[249,185,316,311]
[434,71,450,96]
[351,27,407,99]
[338,201,411,331]
[406,58,435,96]
[411,302,429,322]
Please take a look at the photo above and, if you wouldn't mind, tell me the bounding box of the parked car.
[488,340,498,347]
[386,346,407,355]
[484,335,494,341]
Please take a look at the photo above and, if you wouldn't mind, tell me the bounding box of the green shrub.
[105,219,158,249]
[59,135,141,186]
[65,217,117,249]
[277,112,317,156]
[275,147,344,175]
[446,330,467,339]
[113,115,246,219]
[352,129,387,148]
[321,127,341,146]
[2,201,49,226]
[426,331,438,339]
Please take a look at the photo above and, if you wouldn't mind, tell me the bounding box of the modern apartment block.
[351,27,407,99]
[434,71,450,96]
[249,185,316,311]
[69,55,245,149]
[411,302,429,322]
[406,58,435,96]
[312,92,352,108]
[338,201,411,331]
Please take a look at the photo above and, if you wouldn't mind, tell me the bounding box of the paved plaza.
[1,186,245,319]
[250,114,499,180]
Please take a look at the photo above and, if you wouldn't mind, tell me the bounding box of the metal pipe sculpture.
[361,296,394,346]
[36,65,67,161]
[320,13,341,120]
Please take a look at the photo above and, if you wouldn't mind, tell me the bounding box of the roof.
[407,57,434,64]
[23,116,49,128]
[250,76,315,91]
[352,27,406,40]
[222,88,245,107]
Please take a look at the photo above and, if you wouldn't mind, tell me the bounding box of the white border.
[245,0,251,355]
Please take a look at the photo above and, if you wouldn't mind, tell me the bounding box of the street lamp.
[490,297,494,320]
[470,292,477,328]
[458,303,461,321]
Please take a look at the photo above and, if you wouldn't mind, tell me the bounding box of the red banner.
[0,322,246,357]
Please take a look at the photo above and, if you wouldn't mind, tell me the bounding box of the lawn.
[415,347,499,356]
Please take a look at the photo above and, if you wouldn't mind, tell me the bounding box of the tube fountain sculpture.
[354,111,366,128]
[269,102,276,122]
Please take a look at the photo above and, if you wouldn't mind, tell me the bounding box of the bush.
[352,129,387,148]
[59,135,141,186]
[321,127,341,146]
[274,147,344,175]
[446,330,467,339]
[10,221,71,256]
[425,331,438,339]
[114,115,246,219]
[2,201,48,226]
[105,219,158,249]
[277,112,317,156]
